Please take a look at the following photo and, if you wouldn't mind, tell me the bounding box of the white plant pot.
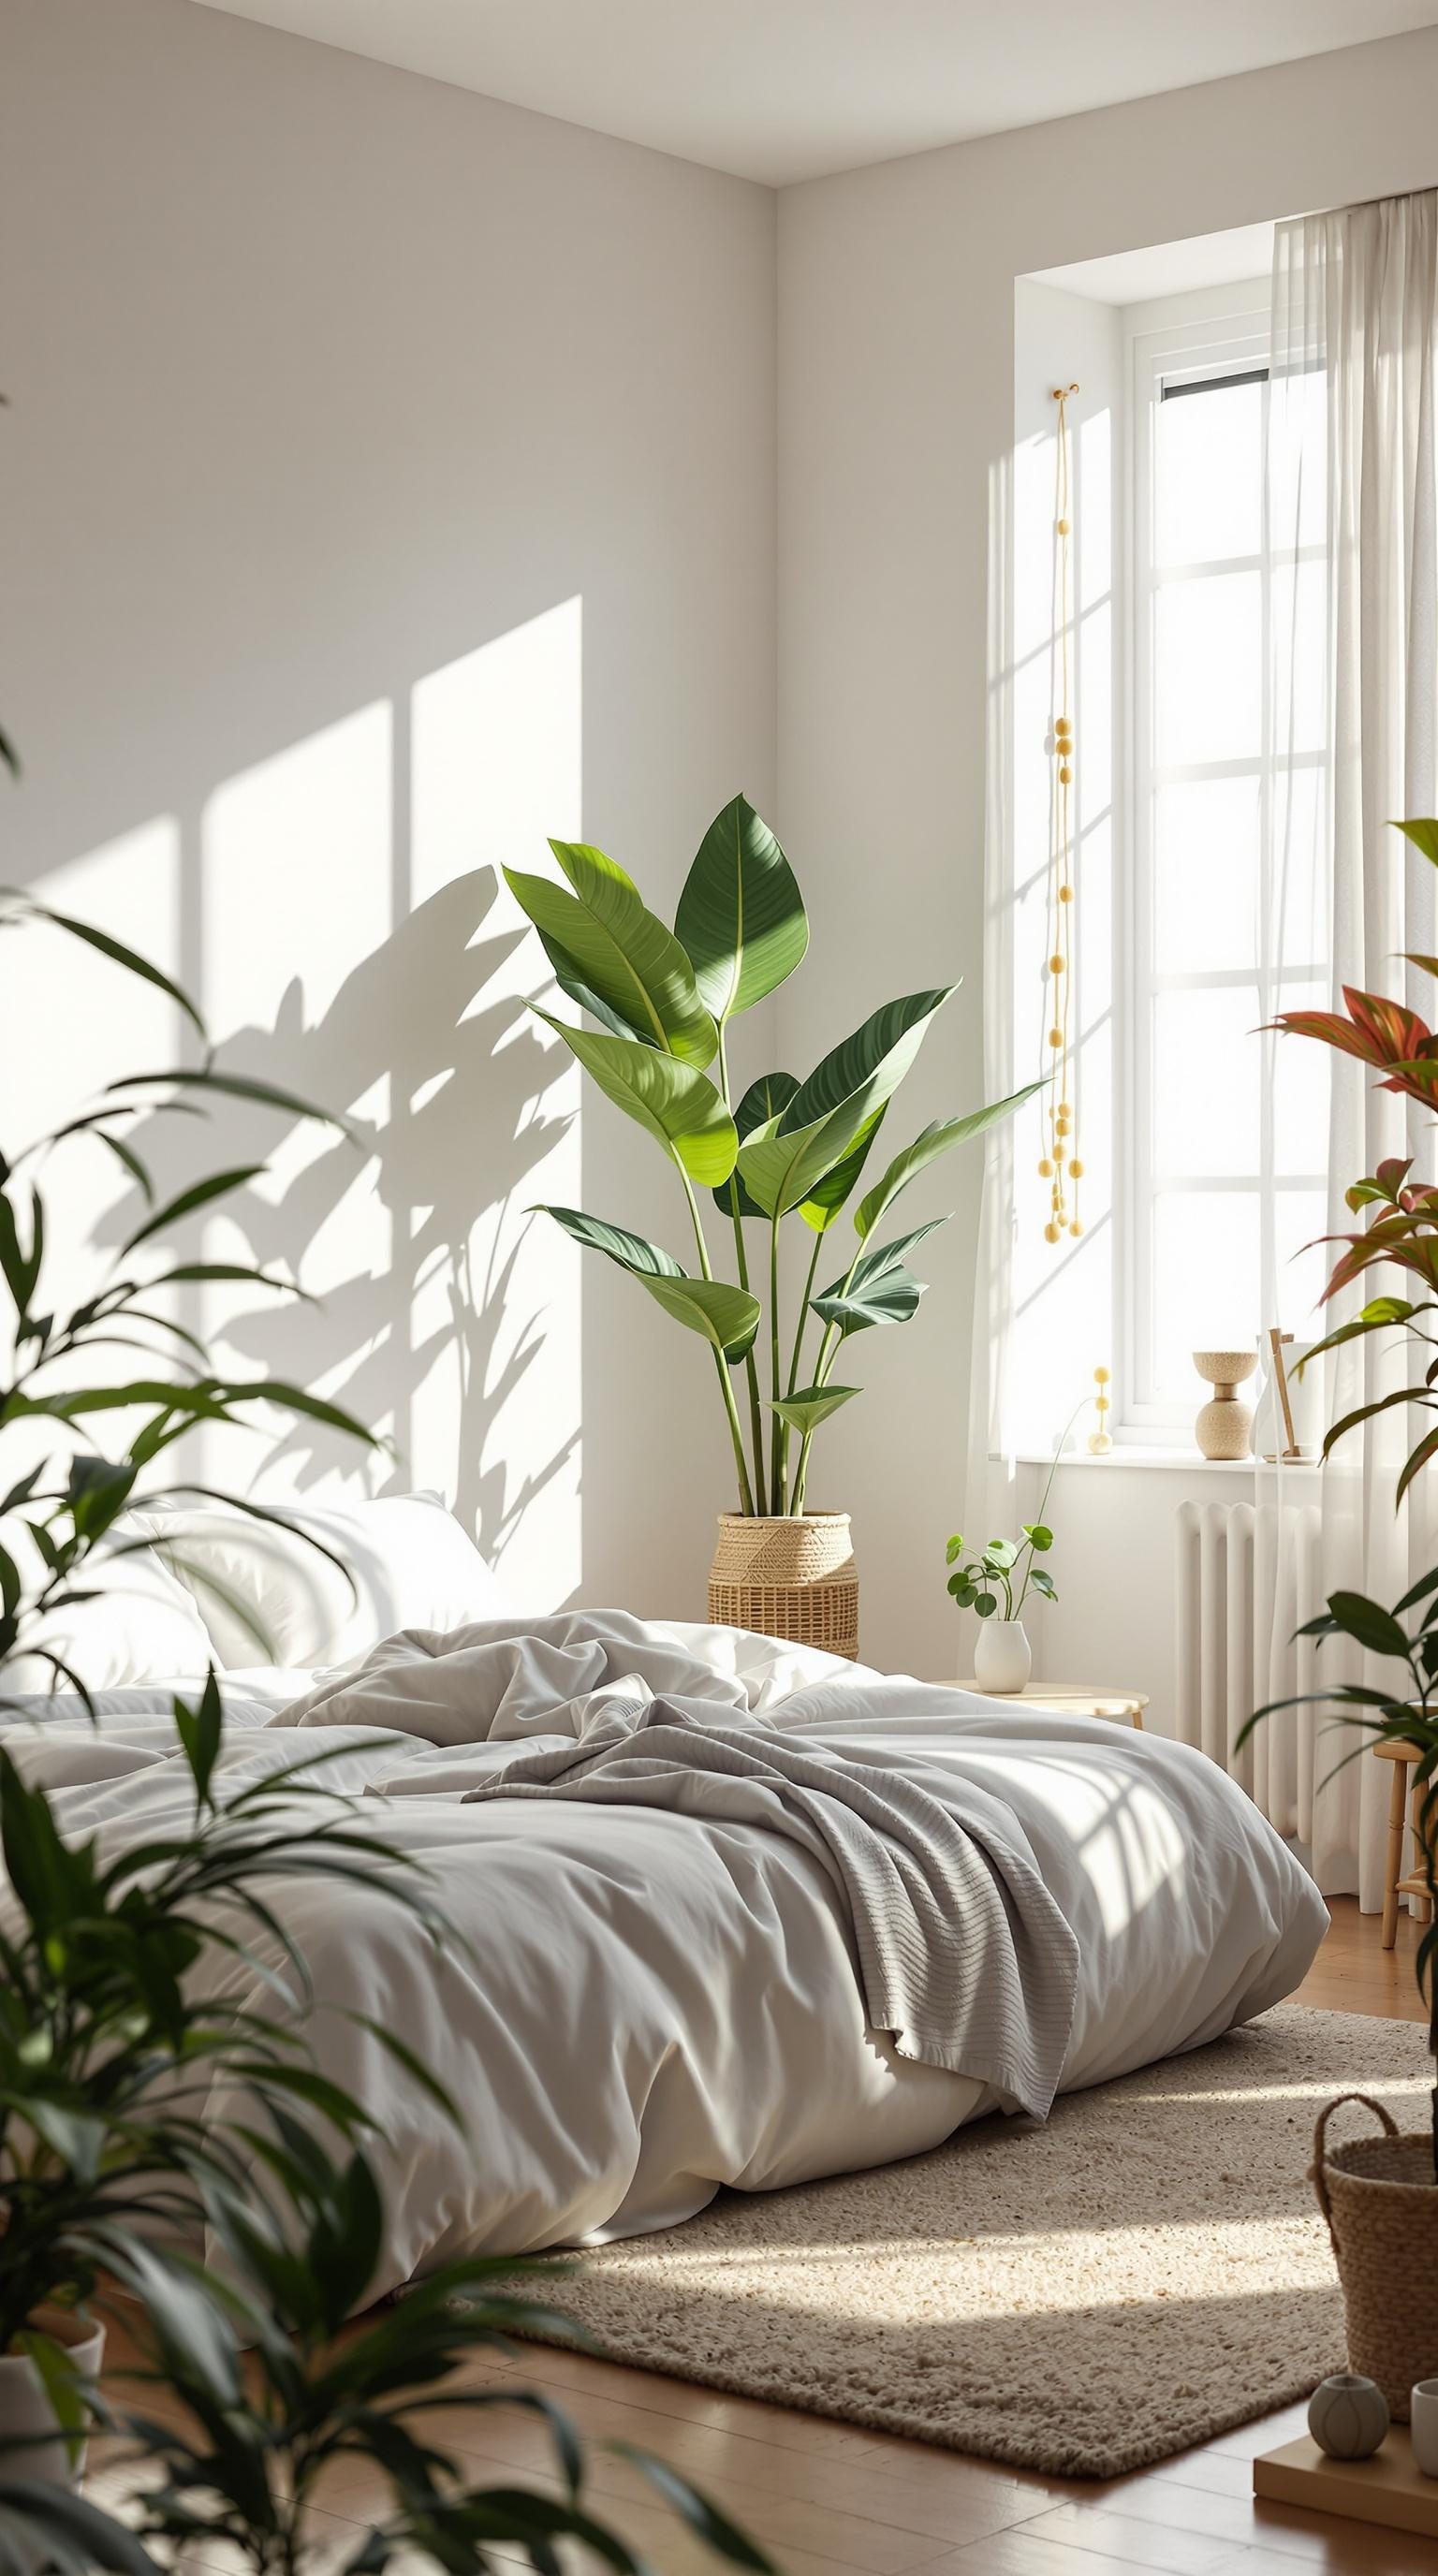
[974,1617,1032,1695]
[0,2310,105,2490]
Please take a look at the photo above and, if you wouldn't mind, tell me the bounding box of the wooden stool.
[1375,1738,1434,1946]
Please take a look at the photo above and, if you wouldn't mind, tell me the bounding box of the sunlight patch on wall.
[410,597,583,1606]
[197,702,396,1498]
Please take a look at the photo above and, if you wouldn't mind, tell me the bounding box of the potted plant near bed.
[505,797,1034,1657]
[0,890,770,2575]
[1240,817,1438,2417]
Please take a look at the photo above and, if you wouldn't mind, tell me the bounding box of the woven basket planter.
[1312,2091,1438,2417]
[707,1513,858,1661]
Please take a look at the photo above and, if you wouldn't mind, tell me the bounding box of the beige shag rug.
[535,2006,1431,2478]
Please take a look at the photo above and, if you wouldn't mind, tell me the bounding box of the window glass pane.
[1271,762,1328,967]
[1153,777,1259,974]
[1155,375,1261,566]
[1275,1188,1329,1337]
[1272,978,1330,1178]
[1154,572,1262,766]
[1152,1192,1260,1401]
[1153,986,1261,1177]
[1271,558,1328,757]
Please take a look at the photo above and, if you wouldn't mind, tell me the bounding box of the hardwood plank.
[93,1892,1421,2576]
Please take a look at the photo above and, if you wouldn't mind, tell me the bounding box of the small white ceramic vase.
[974,1617,1032,1695]
[1412,2378,1438,2476]
[0,2310,105,2489]
[1307,2372,1388,2460]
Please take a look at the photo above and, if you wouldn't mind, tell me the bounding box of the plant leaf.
[120,1166,265,1256]
[798,1108,888,1235]
[812,1266,923,1336]
[534,1013,737,1186]
[1325,1588,1413,1661]
[812,1218,946,1337]
[106,1068,357,1137]
[782,988,955,1139]
[635,1274,760,1357]
[0,892,205,1036]
[713,1071,800,1220]
[507,846,717,1065]
[1395,817,1438,869]
[675,793,808,1024]
[765,1384,860,1435]
[534,1205,684,1279]
[856,1083,1042,1239]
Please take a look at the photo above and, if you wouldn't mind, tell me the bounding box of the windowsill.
[1005,1448,1321,1475]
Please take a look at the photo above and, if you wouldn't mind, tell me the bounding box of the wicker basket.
[1312,2091,1438,2418]
[707,1513,858,1661]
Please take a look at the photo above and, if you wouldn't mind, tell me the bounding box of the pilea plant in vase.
[1238,816,1438,2422]
[505,796,1034,1658]
[945,1522,1056,1695]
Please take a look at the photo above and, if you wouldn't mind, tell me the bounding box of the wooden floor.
[97,1900,1437,2576]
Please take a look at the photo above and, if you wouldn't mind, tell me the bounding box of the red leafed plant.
[1270,817,1438,1503]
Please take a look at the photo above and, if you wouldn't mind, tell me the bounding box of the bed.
[0,1496,1328,2310]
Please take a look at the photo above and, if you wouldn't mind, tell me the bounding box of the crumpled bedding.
[1,1612,1328,2302]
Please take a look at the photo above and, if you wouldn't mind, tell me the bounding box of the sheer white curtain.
[1262,195,1438,1904]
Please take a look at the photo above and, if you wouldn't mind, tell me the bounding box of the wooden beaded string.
[1038,382,1083,1245]
[1087,1363,1112,1455]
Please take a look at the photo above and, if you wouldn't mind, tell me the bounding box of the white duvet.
[3,1614,1328,2305]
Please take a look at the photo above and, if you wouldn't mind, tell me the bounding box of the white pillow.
[125,1492,506,1671]
[2,1520,213,1693]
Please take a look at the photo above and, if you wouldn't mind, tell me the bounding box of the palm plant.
[1,2131,770,2576]
[1239,1582,1438,2170]
[505,796,1034,1515]
[0,886,769,2574]
[0,1676,449,2384]
[0,1711,768,2575]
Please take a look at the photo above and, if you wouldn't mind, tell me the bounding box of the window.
[1123,290,1330,1431]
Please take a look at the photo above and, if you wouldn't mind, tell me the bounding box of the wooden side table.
[1375,1737,1434,1945]
[951,1682,1148,1730]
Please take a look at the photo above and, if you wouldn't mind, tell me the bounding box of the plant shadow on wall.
[89,869,578,1575]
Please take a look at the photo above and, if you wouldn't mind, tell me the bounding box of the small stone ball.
[1048,1028,1063,1048]
[1044,1221,1061,1243]
[1049,954,1064,974]
[1067,1157,1085,1179]
[1068,1219,1083,1237]
[1059,883,1073,902]
[1037,1158,1053,1178]
[1094,1366,1110,1383]
[1056,517,1069,535]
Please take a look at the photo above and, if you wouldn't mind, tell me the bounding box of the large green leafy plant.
[506,797,1033,1515]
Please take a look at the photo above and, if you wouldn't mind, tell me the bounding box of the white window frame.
[1118,281,1328,1439]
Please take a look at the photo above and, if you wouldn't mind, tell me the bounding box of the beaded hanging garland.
[1037,383,1083,1245]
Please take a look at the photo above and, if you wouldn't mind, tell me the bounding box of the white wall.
[0,0,776,1616]
[777,23,1438,1690]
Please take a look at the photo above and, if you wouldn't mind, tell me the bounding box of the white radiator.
[1174,1499,1324,1820]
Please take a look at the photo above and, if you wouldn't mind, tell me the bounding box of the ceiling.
[190,0,1438,186]
[1032,222,1278,307]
